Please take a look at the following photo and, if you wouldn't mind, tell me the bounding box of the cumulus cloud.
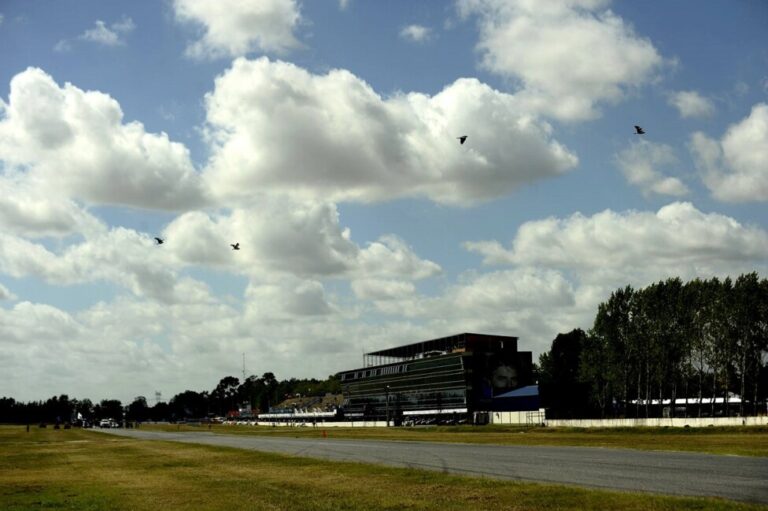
[0,282,15,301]
[0,228,204,303]
[458,0,664,121]
[202,57,577,205]
[0,298,187,401]
[164,199,441,280]
[351,278,415,301]
[369,267,583,350]
[431,202,768,349]
[0,302,80,345]
[0,67,206,210]
[668,90,715,119]
[0,177,105,238]
[615,140,688,197]
[465,202,768,287]
[0,290,384,402]
[451,268,575,311]
[690,103,768,202]
[79,17,135,46]
[245,279,334,318]
[173,0,302,59]
[400,24,433,43]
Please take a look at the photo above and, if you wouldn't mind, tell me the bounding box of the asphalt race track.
[102,429,768,504]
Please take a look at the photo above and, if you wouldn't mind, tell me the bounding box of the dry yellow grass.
[0,426,764,511]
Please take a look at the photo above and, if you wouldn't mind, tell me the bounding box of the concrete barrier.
[545,416,768,428]
[251,420,388,428]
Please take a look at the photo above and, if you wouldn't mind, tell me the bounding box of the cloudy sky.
[1,0,766,403]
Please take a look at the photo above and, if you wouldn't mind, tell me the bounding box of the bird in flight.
[231,243,240,250]
[634,125,645,135]
[457,135,468,145]
[154,237,164,245]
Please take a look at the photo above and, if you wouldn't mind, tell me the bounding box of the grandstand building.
[337,333,537,424]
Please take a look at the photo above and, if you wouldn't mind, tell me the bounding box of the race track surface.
[101,428,768,504]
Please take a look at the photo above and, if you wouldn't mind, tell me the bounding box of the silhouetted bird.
[457,135,468,145]
[634,125,645,135]
[154,237,164,245]
[231,243,240,250]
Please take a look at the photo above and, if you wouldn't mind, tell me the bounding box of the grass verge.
[1,426,764,510]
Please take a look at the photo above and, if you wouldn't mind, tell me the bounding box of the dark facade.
[337,333,534,422]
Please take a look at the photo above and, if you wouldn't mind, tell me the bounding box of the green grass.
[1,426,764,510]
[143,423,768,457]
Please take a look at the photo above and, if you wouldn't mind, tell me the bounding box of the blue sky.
[0,0,766,402]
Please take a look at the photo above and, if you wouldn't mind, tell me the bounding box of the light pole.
[385,385,390,427]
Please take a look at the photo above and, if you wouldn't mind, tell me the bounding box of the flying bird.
[231,243,240,250]
[634,125,645,135]
[154,237,164,245]
[457,135,468,145]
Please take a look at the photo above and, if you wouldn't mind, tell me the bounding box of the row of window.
[340,363,408,381]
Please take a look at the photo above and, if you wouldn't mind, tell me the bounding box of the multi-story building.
[337,333,536,424]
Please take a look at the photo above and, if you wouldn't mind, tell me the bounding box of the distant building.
[336,333,537,424]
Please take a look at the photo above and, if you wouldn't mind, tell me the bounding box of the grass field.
[1,426,765,510]
[143,423,768,457]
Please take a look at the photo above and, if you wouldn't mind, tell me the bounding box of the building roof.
[365,332,518,358]
[495,385,539,398]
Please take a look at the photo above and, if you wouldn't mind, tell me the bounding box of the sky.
[0,0,766,403]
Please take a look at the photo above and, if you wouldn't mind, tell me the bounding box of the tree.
[126,396,150,422]
[98,399,123,422]
[210,376,240,416]
[169,391,208,420]
[538,329,592,418]
[591,286,634,417]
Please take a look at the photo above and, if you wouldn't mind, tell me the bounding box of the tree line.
[3,273,765,424]
[0,373,341,424]
[538,273,768,419]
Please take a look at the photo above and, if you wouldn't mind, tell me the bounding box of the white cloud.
[464,202,768,288]
[458,0,664,121]
[0,282,15,301]
[0,68,206,210]
[615,141,688,197]
[351,279,415,301]
[0,291,381,402]
[245,279,334,318]
[357,235,441,280]
[690,103,768,202]
[163,199,441,280]
[53,40,72,53]
[368,267,584,351]
[202,58,577,206]
[451,268,575,311]
[0,228,204,304]
[400,24,433,43]
[79,17,135,46]
[339,0,351,10]
[444,202,768,350]
[668,90,715,119]
[0,177,106,238]
[173,0,302,59]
